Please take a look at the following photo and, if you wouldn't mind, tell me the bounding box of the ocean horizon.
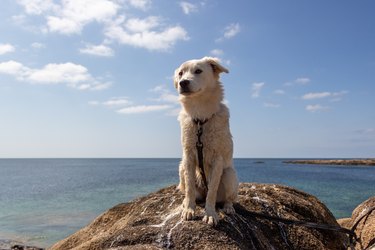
[1,158,374,248]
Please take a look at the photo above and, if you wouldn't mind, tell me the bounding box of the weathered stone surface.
[50,183,347,250]
[284,159,375,166]
[0,240,44,250]
[338,196,375,250]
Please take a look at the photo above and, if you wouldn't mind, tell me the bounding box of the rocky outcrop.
[284,159,375,166]
[0,240,44,250]
[50,183,350,250]
[338,196,375,250]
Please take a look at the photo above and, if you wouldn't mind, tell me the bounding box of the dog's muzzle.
[179,79,191,94]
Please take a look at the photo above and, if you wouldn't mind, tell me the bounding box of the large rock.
[0,240,44,250]
[338,196,375,250]
[50,183,348,250]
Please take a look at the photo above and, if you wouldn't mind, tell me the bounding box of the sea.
[0,158,374,248]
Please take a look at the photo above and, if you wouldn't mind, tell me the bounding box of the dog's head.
[174,57,229,97]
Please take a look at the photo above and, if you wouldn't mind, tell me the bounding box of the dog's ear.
[204,57,229,75]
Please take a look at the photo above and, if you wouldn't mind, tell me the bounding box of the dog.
[174,57,239,226]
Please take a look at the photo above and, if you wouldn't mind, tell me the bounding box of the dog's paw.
[202,208,219,226]
[181,207,195,221]
[223,202,236,215]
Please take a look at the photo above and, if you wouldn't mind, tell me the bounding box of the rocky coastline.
[49,183,374,250]
[0,240,44,250]
[284,159,375,166]
[2,183,374,250]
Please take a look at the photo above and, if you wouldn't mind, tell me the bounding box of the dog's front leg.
[203,158,224,226]
[180,153,196,221]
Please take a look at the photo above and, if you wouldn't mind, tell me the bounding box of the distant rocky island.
[284,159,375,166]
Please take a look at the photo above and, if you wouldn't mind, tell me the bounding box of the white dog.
[174,57,239,226]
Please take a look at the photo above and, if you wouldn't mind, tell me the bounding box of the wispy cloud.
[305,104,329,112]
[89,97,132,107]
[180,1,198,15]
[209,49,231,65]
[285,77,311,86]
[0,43,15,55]
[150,85,180,104]
[0,60,110,90]
[302,91,348,100]
[91,85,180,116]
[295,77,310,84]
[31,42,46,49]
[127,0,152,11]
[117,105,171,114]
[210,49,224,57]
[223,23,241,39]
[216,23,240,42]
[302,92,331,100]
[251,82,265,98]
[79,44,114,57]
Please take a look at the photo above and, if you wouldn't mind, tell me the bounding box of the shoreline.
[284,158,375,166]
[0,239,44,250]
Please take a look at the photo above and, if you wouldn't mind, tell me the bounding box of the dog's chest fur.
[178,104,233,163]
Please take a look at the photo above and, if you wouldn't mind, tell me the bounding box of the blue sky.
[0,0,374,158]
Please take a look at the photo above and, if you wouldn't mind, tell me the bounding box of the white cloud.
[16,0,188,52]
[302,92,331,100]
[331,90,349,102]
[127,0,151,11]
[117,105,171,114]
[210,49,224,57]
[150,85,179,104]
[0,60,26,75]
[302,91,348,100]
[124,16,161,33]
[79,44,114,57]
[16,0,57,15]
[90,85,180,116]
[103,97,132,107]
[295,77,310,84]
[216,23,240,42]
[89,97,132,107]
[305,104,329,112]
[31,42,46,49]
[251,82,265,98]
[46,0,120,35]
[285,77,311,86]
[0,60,110,90]
[16,0,120,35]
[105,16,189,51]
[180,2,198,15]
[0,43,15,55]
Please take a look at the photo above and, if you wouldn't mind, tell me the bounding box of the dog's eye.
[194,69,203,74]
[178,71,183,77]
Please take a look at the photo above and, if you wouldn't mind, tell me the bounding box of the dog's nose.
[179,80,190,88]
